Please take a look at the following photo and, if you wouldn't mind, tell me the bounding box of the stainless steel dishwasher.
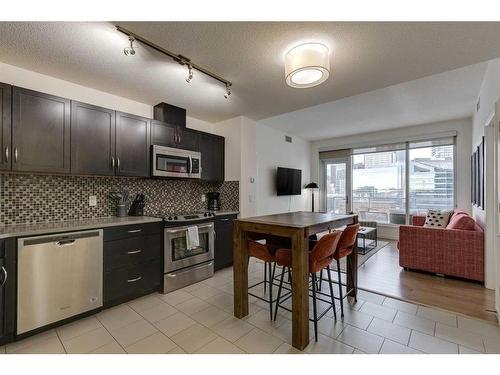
[17,230,103,335]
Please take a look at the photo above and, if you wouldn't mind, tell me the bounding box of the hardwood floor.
[357,241,498,323]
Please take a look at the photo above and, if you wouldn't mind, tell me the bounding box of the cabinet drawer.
[104,234,161,272]
[104,260,161,306]
[103,222,162,242]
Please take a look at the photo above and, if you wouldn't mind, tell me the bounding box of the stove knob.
[211,212,215,216]
[168,216,172,221]
[204,213,208,217]
[174,216,178,220]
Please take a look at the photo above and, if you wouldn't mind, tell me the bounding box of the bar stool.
[272,231,342,341]
[332,223,360,317]
[247,239,277,320]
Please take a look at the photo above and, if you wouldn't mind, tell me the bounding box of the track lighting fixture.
[186,64,194,83]
[224,84,232,99]
[116,26,232,98]
[123,36,136,56]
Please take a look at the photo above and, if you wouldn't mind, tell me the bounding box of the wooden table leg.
[233,222,249,318]
[291,228,309,350]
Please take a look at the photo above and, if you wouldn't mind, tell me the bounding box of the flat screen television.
[276,167,302,196]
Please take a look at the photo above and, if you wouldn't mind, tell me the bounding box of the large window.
[321,137,455,224]
[352,149,406,224]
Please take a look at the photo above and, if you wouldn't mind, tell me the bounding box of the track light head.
[123,36,136,56]
[224,84,231,99]
[186,65,194,83]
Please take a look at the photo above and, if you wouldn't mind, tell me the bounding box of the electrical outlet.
[201,194,206,202]
[89,195,97,207]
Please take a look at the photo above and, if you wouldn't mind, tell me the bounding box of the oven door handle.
[165,223,214,234]
[165,262,213,278]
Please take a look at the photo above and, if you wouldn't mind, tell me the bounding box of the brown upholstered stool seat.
[249,240,276,263]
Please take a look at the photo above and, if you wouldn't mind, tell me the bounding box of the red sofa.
[398,209,484,282]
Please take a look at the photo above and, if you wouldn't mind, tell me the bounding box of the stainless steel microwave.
[152,145,201,179]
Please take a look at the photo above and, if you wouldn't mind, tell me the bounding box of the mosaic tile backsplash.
[0,173,239,226]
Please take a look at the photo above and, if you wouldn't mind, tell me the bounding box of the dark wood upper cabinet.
[150,120,178,148]
[177,127,199,151]
[12,87,70,173]
[116,112,150,177]
[71,101,116,176]
[0,83,11,171]
[199,132,225,182]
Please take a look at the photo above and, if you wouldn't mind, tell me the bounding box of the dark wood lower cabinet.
[0,238,15,346]
[103,222,163,307]
[214,214,237,271]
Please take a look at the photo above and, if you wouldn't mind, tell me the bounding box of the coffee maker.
[207,192,221,211]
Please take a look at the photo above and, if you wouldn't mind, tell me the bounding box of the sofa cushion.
[446,213,476,231]
[424,209,453,228]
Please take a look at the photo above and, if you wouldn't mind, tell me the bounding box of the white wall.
[255,124,311,215]
[0,61,213,134]
[471,58,500,301]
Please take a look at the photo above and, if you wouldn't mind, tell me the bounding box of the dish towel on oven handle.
[186,226,200,250]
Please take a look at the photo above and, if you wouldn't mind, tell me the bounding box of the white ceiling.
[0,22,499,124]
[260,62,487,140]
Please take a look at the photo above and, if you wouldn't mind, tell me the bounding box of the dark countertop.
[0,216,163,239]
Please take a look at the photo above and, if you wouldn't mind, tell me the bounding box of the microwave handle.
[188,156,192,174]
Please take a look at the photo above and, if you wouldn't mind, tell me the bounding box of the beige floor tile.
[359,301,397,322]
[215,282,235,295]
[89,340,126,354]
[176,297,212,315]
[195,337,245,354]
[484,336,500,354]
[96,304,142,331]
[204,292,234,310]
[245,309,284,332]
[159,289,195,306]
[408,330,458,354]
[357,290,386,305]
[202,275,232,288]
[170,323,218,353]
[138,302,178,323]
[459,345,483,354]
[10,336,65,354]
[337,324,384,354]
[63,327,115,354]
[191,305,231,328]
[154,312,197,337]
[353,349,367,354]
[181,281,207,293]
[416,306,457,327]
[234,328,283,354]
[110,319,158,347]
[304,333,354,354]
[435,323,485,352]
[0,346,5,354]
[273,342,304,354]
[393,311,435,335]
[379,339,423,354]
[6,329,58,353]
[125,332,177,354]
[166,345,187,354]
[190,285,225,301]
[211,317,255,342]
[56,316,103,342]
[367,318,411,345]
[317,316,346,339]
[457,316,500,340]
[382,297,418,315]
[339,307,374,330]
[127,293,163,312]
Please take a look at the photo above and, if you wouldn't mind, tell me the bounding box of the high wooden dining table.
[232,211,359,350]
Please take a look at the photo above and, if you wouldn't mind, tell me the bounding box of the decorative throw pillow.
[424,209,453,228]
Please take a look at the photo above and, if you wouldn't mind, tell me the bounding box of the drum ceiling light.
[285,43,330,88]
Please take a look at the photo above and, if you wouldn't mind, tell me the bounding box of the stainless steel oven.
[163,220,214,293]
[152,145,201,179]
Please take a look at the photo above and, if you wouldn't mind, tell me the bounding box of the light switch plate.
[89,195,97,207]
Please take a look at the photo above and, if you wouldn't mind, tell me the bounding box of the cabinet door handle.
[127,249,142,255]
[4,146,8,162]
[14,147,18,163]
[127,229,142,233]
[219,218,229,222]
[117,157,120,170]
[0,266,7,287]
[127,276,142,283]
[111,156,115,169]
